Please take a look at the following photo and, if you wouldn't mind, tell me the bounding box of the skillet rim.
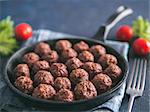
[4,37,129,104]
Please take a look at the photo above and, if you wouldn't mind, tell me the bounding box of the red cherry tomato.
[116,25,133,41]
[15,23,32,40]
[132,38,150,56]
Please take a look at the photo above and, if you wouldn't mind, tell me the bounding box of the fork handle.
[128,95,135,112]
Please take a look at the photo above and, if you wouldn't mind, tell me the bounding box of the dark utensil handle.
[93,6,133,42]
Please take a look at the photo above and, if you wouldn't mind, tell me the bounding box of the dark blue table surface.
[0,0,149,112]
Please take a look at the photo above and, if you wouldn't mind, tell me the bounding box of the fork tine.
[126,58,147,112]
[132,59,140,88]
[136,59,144,89]
[140,59,147,91]
[127,59,137,88]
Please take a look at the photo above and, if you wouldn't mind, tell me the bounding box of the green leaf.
[0,16,18,56]
[132,16,150,41]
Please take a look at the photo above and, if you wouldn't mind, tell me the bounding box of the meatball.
[92,73,112,94]
[34,42,51,56]
[55,89,74,102]
[23,52,40,67]
[54,77,71,91]
[50,63,68,78]
[89,45,106,59]
[14,76,33,94]
[98,54,117,69]
[32,84,56,99]
[55,40,72,52]
[70,69,89,85]
[82,62,102,79]
[14,64,30,78]
[74,81,97,100]
[73,41,89,53]
[104,64,122,81]
[34,70,54,86]
[65,57,83,71]
[61,48,77,60]
[32,60,50,73]
[78,51,94,62]
[42,50,59,64]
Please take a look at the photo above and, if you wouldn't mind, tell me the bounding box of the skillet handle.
[93,6,133,42]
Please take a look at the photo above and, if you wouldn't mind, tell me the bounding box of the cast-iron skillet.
[4,6,132,111]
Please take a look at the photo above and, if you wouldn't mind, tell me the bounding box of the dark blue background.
[0,0,149,112]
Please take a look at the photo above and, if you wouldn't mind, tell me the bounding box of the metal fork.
[126,58,147,112]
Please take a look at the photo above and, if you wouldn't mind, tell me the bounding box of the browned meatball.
[34,70,54,86]
[23,52,40,67]
[73,41,89,53]
[32,84,56,99]
[82,62,102,79]
[74,81,97,100]
[89,45,106,59]
[54,77,71,91]
[98,54,117,69]
[65,57,83,71]
[14,76,33,94]
[14,64,30,78]
[104,64,122,81]
[34,42,51,56]
[32,60,50,73]
[70,69,89,85]
[55,89,74,102]
[92,73,112,94]
[50,63,68,78]
[55,40,72,52]
[78,51,94,62]
[61,48,77,60]
[42,50,59,64]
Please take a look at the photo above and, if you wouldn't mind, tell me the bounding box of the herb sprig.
[132,16,150,41]
[0,16,18,55]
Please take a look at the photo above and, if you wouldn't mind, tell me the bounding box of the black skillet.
[4,6,132,111]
